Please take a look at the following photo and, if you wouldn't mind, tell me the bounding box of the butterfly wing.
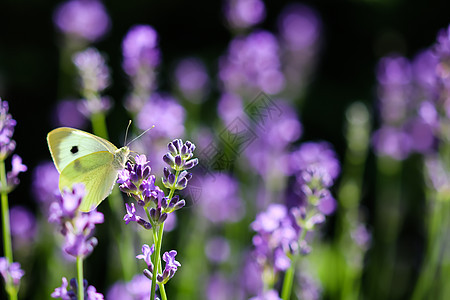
[59,151,119,212]
[47,127,118,173]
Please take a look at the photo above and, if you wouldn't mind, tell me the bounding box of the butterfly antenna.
[124,120,132,146]
[127,125,155,147]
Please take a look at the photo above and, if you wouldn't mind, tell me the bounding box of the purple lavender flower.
[126,275,151,299]
[106,282,133,300]
[53,0,111,42]
[278,4,321,51]
[136,244,155,269]
[157,250,181,284]
[10,205,36,245]
[32,161,60,204]
[297,272,322,300]
[163,138,198,172]
[53,100,88,129]
[205,273,235,300]
[52,277,104,300]
[251,204,298,271]
[51,277,70,299]
[199,173,244,224]
[122,25,160,77]
[219,31,285,94]
[0,257,24,287]
[290,141,341,180]
[205,237,230,263]
[217,92,245,125]
[174,57,210,103]
[224,0,266,30]
[372,126,412,160]
[48,184,104,258]
[73,47,110,95]
[136,93,186,139]
[6,154,27,190]
[0,99,17,160]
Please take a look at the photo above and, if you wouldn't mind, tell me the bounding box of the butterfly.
[47,127,131,212]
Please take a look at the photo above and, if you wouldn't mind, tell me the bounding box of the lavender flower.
[163,139,198,172]
[205,273,235,300]
[53,99,88,128]
[0,99,17,160]
[52,277,104,300]
[10,205,37,245]
[73,47,111,96]
[122,25,160,77]
[48,184,104,258]
[174,57,210,103]
[251,204,299,272]
[137,244,180,284]
[53,0,111,42]
[205,237,231,263]
[136,93,186,139]
[198,173,244,224]
[224,0,266,30]
[219,31,285,95]
[5,154,27,191]
[0,257,24,287]
[32,161,60,204]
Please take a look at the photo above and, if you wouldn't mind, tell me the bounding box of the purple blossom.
[32,161,60,204]
[136,93,186,139]
[297,272,322,300]
[126,275,152,299]
[205,273,235,300]
[123,203,139,224]
[351,224,371,248]
[78,96,112,117]
[53,0,111,42]
[199,173,244,223]
[205,237,230,263]
[48,184,104,258]
[224,0,266,30]
[136,244,155,269]
[122,25,160,77]
[174,57,210,103]
[251,204,299,271]
[51,277,70,300]
[372,126,412,160]
[53,100,88,129]
[73,47,110,94]
[0,257,24,287]
[6,154,27,189]
[157,250,181,283]
[217,92,245,125]
[0,99,16,159]
[290,141,341,180]
[249,290,282,300]
[219,31,285,94]
[10,205,36,244]
[278,4,321,51]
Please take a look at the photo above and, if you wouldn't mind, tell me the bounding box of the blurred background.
[1,0,450,299]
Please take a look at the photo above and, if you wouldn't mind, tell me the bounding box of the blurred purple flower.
[10,205,36,244]
[290,141,340,180]
[127,275,151,300]
[157,250,181,283]
[199,173,244,223]
[217,92,245,125]
[136,93,186,139]
[249,290,282,300]
[0,99,16,159]
[6,154,27,188]
[251,203,298,271]
[219,30,285,94]
[413,50,439,89]
[224,0,266,30]
[297,272,322,300]
[52,277,104,300]
[351,224,371,248]
[53,100,88,129]
[174,57,210,103]
[106,282,133,300]
[53,0,111,42]
[206,273,235,300]
[32,161,59,204]
[372,126,412,160]
[0,257,24,287]
[122,25,160,77]
[51,277,70,299]
[205,237,230,263]
[278,4,321,51]
[73,47,110,94]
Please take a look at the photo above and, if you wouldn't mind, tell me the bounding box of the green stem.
[149,170,179,300]
[281,229,307,300]
[90,112,109,140]
[1,159,18,300]
[77,256,84,300]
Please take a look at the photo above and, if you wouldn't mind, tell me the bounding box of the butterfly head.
[114,146,131,170]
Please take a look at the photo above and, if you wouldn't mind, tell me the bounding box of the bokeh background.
[1,0,450,299]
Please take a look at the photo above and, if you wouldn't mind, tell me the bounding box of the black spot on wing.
[71,146,79,154]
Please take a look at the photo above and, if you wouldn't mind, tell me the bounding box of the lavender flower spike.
[0,257,24,287]
[0,98,17,160]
